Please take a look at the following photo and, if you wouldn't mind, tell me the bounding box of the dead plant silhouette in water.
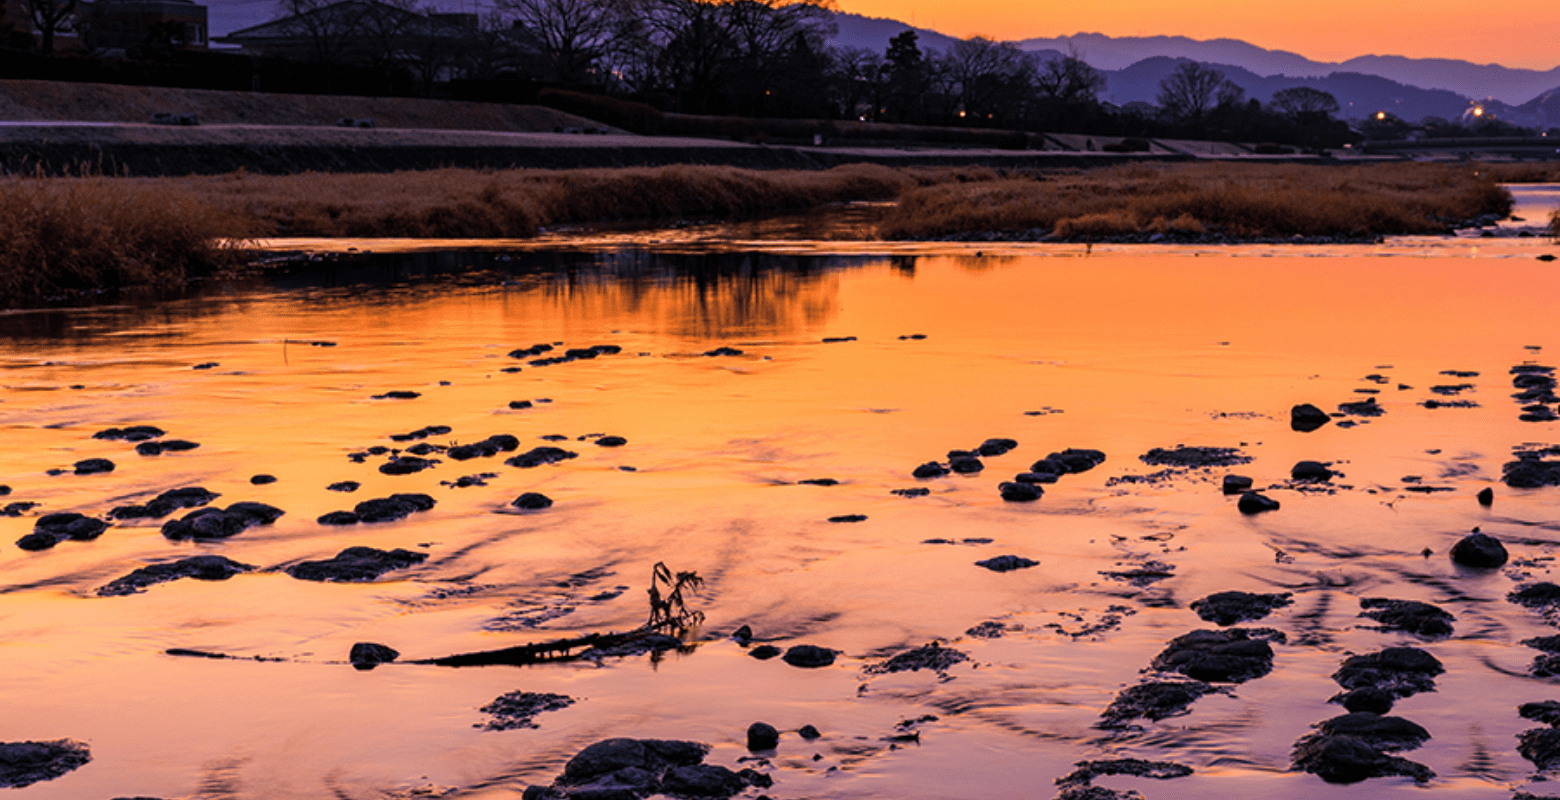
[647,561,704,633]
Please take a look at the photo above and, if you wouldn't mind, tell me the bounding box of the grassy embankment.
[878,162,1515,241]
[0,163,987,303]
[0,161,1543,305]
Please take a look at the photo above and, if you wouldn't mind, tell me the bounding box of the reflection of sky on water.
[1,232,1560,799]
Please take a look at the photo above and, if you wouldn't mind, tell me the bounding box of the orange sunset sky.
[836,0,1560,69]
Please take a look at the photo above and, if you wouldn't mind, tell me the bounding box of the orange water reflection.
[2,233,1560,798]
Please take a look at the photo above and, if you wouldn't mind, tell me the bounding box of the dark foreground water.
[3,190,1560,800]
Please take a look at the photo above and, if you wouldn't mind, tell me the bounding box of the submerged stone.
[135,439,200,456]
[999,482,1042,501]
[1357,598,1454,639]
[287,546,429,582]
[1291,460,1334,481]
[1189,591,1294,626]
[349,642,400,670]
[512,492,553,510]
[1237,491,1280,514]
[1332,647,1444,698]
[1291,733,1434,784]
[1141,446,1251,468]
[0,739,92,788]
[865,642,969,675]
[912,462,948,479]
[506,447,578,468]
[18,512,109,551]
[1313,713,1431,751]
[1222,474,1254,494]
[1149,628,1282,683]
[781,645,836,668]
[97,555,253,596]
[1099,680,1215,727]
[93,425,164,442]
[1519,727,1560,770]
[72,458,115,475]
[976,555,1038,572]
[746,722,779,751]
[1339,688,1395,715]
[1519,701,1560,726]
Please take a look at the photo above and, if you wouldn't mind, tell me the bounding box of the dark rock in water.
[704,347,744,357]
[595,436,627,448]
[1190,591,1294,626]
[1527,636,1560,654]
[1291,403,1331,432]
[1047,449,1107,473]
[1150,628,1282,683]
[509,400,533,410]
[1027,458,1067,476]
[135,439,199,456]
[17,512,109,550]
[1291,460,1334,481]
[1477,487,1494,505]
[731,625,752,645]
[1291,733,1434,784]
[0,739,92,788]
[193,362,219,369]
[1338,397,1384,417]
[827,514,866,523]
[1055,759,1193,795]
[1504,456,1560,488]
[1237,491,1280,514]
[1141,446,1251,468]
[975,555,1038,572]
[798,724,821,740]
[1520,701,1560,726]
[865,642,969,674]
[327,481,360,493]
[1519,727,1560,770]
[977,438,1018,456]
[782,645,836,668]
[892,487,931,497]
[949,456,984,474]
[1339,688,1394,715]
[749,645,781,660]
[1530,653,1560,677]
[287,546,429,582]
[912,462,948,479]
[96,554,252,596]
[109,486,220,520]
[481,691,574,731]
[1012,471,1058,485]
[348,642,400,671]
[1450,531,1507,568]
[1,502,38,517]
[250,474,277,485]
[509,344,554,359]
[350,494,435,523]
[512,492,553,510]
[371,390,421,400]
[1313,713,1431,750]
[798,478,838,486]
[389,425,452,442]
[1222,474,1254,494]
[72,458,115,475]
[1332,647,1444,698]
[160,503,281,541]
[318,511,360,525]
[379,455,438,475]
[999,482,1042,501]
[1511,582,1560,612]
[549,738,739,800]
[506,447,579,468]
[227,502,284,525]
[1358,598,1454,638]
[821,336,856,343]
[746,722,779,751]
[1100,680,1215,726]
[93,425,165,442]
[0,485,7,495]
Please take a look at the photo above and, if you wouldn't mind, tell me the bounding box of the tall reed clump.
[191,163,971,238]
[878,162,1513,241]
[0,175,252,304]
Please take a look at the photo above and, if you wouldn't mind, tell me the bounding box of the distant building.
[82,0,209,51]
[214,0,470,66]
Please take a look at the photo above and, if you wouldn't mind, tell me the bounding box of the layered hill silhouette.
[831,11,1560,121]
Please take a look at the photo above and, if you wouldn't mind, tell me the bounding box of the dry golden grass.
[0,174,251,302]
[1478,163,1560,183]
[0,163,996,304]
[146,163,993,239]
[878,162,1513,240]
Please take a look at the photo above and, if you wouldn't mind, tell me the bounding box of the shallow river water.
[3,189,1560,800]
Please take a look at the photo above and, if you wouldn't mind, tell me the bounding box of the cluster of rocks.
[449,434,521,460]
[522,738,770,800]
[1505,444,1560,489]
[1053,758,1192,800]
[318,493,435,525]
[864,642,969,676]
[514,343,623,367]
[914,442,1105,504]
[507,446,579,468]
[478,691,576,731]
[161,502,284,540]
[1289,646,1442,783]
[17,512,110,551]
[1100,591,1289,729]
[1510,364,1559,422]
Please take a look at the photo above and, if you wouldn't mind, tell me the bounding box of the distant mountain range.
[830,12,1560,123]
